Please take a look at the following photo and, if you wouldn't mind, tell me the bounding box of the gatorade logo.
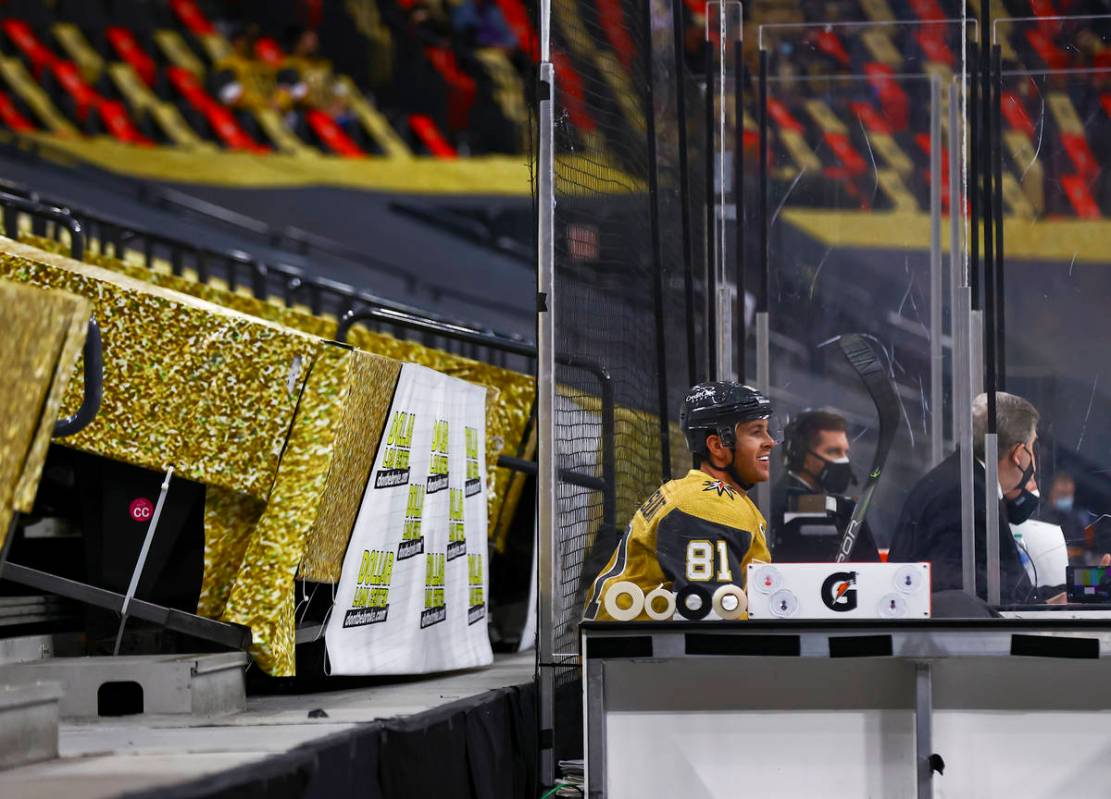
[821,571,858,612]
[129,498,154,522]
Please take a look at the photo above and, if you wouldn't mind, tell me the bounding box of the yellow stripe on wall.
[783,209,1111,264]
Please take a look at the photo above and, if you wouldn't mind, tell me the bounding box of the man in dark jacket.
[889,392,1043,604]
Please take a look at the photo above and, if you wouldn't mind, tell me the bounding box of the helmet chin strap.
[711,450,754,492]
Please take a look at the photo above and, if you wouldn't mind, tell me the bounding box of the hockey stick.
[835,334,902,563]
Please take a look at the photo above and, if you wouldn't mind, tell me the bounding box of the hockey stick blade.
[835,334,902,562]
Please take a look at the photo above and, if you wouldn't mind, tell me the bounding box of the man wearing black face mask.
[770,410,881,562]
[890,392,1053,605]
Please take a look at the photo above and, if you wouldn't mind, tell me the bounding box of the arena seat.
[805,99,868,177]
[51,22,103,83]
[495,0,539,61]
[50,59,150,144]
[767,98,822,174]
[597,0,636,70]
[1049,92,1099,178]
[108,61,207,147]
[154,28,206,78]
[1001,91,1037,139]
[865,62,909,132]
[2,18,57,77]
[1060,174,1101,218]
[0,87,33,131]
[0,56,74,133]
[106,26,156,87]
[306,108,364,157]
[424,46,477,133]
[1024,28,1070,71]
[410,113,458,158]
[253,37,284,68]
[166,65,264,152]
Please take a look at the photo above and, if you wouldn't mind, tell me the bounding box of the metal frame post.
[984,433,1001,605]
[992,43,1006,392]
[672,0,699,386]
[915,661,934,799]
[734,37,745,382]
[755,46,771,521]
[951,75,976,596]
[584,647,607,798]
[929,74,944,469]
[705,29,717,379]
[537,0,557,765]
[644,0,672,479]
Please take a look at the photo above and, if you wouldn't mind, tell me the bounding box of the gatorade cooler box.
[746,562,931,620]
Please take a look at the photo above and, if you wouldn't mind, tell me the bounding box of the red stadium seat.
[98,98,150,144]
[170,0,216,36]
[106,27,157,87]
[597,0,636,70]
[166,66,264,151]
[914,29,954,66]
[552,51,597,135]
[424,46,476,132]
[254,37,284,67]
[825,131,867,176]
[914,131,951,208]
[814,31,851,67]
[306,109,363,157]
[52,60,150,143]
[51,60,98,120]
[1025,29,1070,71]
[494,0,538,60]
[766,98,805,132]
[2,19,57,78]
[1030,0,1064,37]
[1060,132,1098,178]
[1001,92,1036,138]
[908,0,946,21]
[0,88,33,132]
[409,114,457,158]
[1060,174,1100,218]
[851,101,892,134]
[865,62,908,131]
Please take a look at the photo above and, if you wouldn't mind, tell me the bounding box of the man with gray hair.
[889,392,1044,604]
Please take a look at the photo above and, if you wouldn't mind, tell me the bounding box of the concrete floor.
[0,651,534,798]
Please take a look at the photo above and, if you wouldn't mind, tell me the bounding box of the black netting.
[549,0,706,666]
[544,0,707,766]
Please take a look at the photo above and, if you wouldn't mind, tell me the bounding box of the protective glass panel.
[993,15,1111,608]
[758,19,970,585]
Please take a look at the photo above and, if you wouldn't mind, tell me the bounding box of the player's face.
[733,418,776,484]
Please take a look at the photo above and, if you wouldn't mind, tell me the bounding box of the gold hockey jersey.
[584,469,771,621]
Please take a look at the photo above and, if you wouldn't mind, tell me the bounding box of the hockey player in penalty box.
[583,382,775,622]
[769,410,881,563]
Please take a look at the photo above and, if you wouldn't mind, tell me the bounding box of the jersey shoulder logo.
[701,479,735,499]
[638,488,667,521]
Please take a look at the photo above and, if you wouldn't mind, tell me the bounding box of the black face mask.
[807,452,857,495]
[1005,445,1039,526]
